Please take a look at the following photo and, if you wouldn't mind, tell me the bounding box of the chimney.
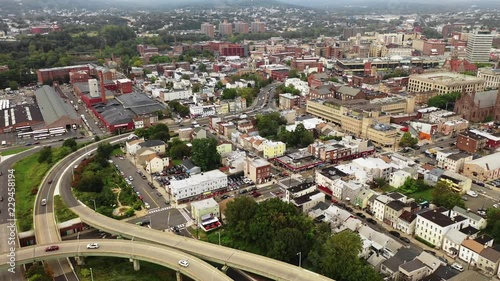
[99,70,107,104]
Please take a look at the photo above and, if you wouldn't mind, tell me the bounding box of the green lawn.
[74,257,177,281]
[112,147,124,156]
[172,159,182,165]
[407,188,434,203]
[13,147,65,232]
[0,147,30,156]
[54,195,78,223]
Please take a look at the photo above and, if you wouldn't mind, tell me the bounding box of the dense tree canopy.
[256,112,287,138]
[427,92,461,109]
[168,138,191,159]
[135,123,170,143]
[399,132,418,148]
[432,181,465,209]
[168,101,190,117]
[191,138,220,171]
[277,123,315,148]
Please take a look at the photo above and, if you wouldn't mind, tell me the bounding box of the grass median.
[75,257,178,281]
[54,195,78,223]
[0,147,30,156]
[14,146,68,232]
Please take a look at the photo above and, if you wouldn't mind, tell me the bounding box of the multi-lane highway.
[0,147,41,281]
[0,240,232,281]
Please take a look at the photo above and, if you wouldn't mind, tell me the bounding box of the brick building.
[456,131,487,153]
[454,88,500,122]
[219,44,245,57]
[37,65,90,85]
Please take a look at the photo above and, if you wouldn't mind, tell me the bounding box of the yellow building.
[407,72,485,94]
[306,99,354,124]
[216,142,233,156]
[439,170,472,194]
[366,124,399,148]
[262,140,286,159]
[215,102,230,115]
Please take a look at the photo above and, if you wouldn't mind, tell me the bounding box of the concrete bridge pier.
[75,256,84,265]
[221,265,229,273]
[129,259,140,271]
[176,271,183,281]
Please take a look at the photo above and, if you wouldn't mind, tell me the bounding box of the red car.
[45,245,59,252]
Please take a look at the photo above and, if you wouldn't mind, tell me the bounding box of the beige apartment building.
[408,72,485,94]
[477,68,500,89]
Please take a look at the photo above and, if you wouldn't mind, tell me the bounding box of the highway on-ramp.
[0,240,232,281]
[56,139,333,281]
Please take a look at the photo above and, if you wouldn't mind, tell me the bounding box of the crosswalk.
[178,207,192,222]
[170,223,186,231]
[148,206,173,214]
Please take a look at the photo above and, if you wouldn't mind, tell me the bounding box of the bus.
[49,127,65,133]
[17,132,32,139]
[15,126,32,132]
[32,129,49,135]
[33,134,50,140]
[49,129,66,137]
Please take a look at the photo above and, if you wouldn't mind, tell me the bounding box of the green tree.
[427,92,461,109]
[224,197,259,242]
[168,138,191,159]
[256,112,287,138]
[486,208,500,242]
[8,80,19,90]
[399,132,418,148]
[192,83,201,93]
[96,142,114,159]
[198,63,207,72]
[62,138,78,151]
[288,69,300,78]
[38,147,52,164]
[310,231,383,281]
[191,138,220,171]
[221,88,238,100]
[77,171,104,193]
[432,181,465,209]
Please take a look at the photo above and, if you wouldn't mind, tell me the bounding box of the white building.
[145,155,170,174]
[396,211,417,235]
[126,138,145,155]
[459,239,485,264]
[163,89,193,101]
[390,170,412,188]
[372,194,392,222]
[451,206,487,230]
[352,157,392,180]
[442,229,468,257]
[190,105,216,118]
[466,30,493,63]
[284,78,310,96]
[415,209,469,248]
[169,170,228,202]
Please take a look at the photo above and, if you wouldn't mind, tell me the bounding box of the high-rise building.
[466,30,493,63]
[219,20,232,36]
[201,22,215,38]
[234,21,249,34]
[250,20,265,33]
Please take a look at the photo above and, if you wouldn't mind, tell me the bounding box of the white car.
[451,263,464,272]
[86,243,99,249]
[144,202,150,209]
[128,176,134,181]
[466,190,478,198]
[178,260,189,267]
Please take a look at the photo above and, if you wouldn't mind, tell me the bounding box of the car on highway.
[41,199,47,206]
[178,260,189,267]
[86,243,99,249]
[400,237,411,243]
[48,179,53,184]
[45,245,59,252]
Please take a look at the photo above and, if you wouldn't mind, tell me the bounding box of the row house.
[189,104,216,118]
[307,141,352,163]
[396,211,417,235]
[436,151,472,173]
[457,130,487,153]
[398,252,444,281]
[244,156,272,184]
[414,208,469,248]
[315,166,350,199]
[459,236,494,265]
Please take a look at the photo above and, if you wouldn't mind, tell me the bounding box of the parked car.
[389,231,400,238]
[221,195,230,200]
[355,212,366,219]
[178,260,189,267]
[344,207,353,212]
[128,176,134,181]
[466,190,478,197]
[400,237,411,243]
[144,202,151,209]
[45,245,59,252]
[366,218,377,225]
[86,243,99,249]
[424,250,436,256]
[451,263,464,272]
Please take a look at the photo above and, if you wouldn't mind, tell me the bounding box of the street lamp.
[90,268,94,281]
[90,199,97,210]
[297,252,302,267]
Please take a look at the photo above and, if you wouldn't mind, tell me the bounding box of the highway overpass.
[0,240,232,281]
